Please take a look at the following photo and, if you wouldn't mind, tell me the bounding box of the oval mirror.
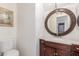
[45,8,76,36]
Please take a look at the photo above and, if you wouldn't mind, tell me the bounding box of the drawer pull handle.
[76,48,79,50]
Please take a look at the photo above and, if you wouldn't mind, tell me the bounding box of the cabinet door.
[57,49,70,56]
[44,46,55,56]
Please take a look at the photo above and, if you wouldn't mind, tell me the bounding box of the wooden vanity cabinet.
[40,39,71,56]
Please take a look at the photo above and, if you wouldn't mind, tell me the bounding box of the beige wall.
[17,3,36,56]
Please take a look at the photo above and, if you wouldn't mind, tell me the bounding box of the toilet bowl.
[0,39,19,56]
[3,49,19,56]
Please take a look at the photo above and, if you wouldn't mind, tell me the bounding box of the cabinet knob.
[53,53,58,56]
[55,53,58,56]
[76,48,79,50]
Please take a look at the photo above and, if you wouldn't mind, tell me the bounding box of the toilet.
[0,39,19,56]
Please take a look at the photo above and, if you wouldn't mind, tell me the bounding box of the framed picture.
[0,7,13,27]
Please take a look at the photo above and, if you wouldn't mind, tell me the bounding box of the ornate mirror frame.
[45,8,76,36]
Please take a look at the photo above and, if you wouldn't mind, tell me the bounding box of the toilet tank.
[0,39,16,52]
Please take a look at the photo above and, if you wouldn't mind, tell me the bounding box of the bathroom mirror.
[45,8,76,36]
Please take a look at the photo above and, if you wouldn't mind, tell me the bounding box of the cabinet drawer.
[45,41,71,51]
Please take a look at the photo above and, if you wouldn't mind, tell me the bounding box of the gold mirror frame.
[45,8,76,36]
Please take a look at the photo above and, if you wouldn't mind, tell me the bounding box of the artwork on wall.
[0,7,13,27]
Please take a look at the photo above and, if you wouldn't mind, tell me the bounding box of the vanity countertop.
[41,38,79,45]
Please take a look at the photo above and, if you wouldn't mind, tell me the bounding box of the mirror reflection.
[47,12,71,34]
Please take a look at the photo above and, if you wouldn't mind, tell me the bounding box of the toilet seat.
[3,49,19,56]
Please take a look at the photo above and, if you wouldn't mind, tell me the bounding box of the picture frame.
[0,7,13,27]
